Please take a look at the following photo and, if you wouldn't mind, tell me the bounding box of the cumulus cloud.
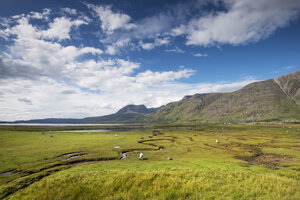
[41,17,88,41]
[0,58,44,79]
[27,8,51,20]
[193,53,208,57]
[61,8,77,15]
[88,0,300,49]
[18,98,32,105]
[104,37,131,55]
[86,4,135,34]
[61,90,77,94]
[136,69,195,85]
[86,3,185,52]
[0,14,103,80]
[184,0,300,46]
[139,37,170,50]
[165,47,185,54]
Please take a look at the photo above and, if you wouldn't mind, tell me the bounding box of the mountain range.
[7,70,300,124]
[11,104,161,124]
[145,70,300,123]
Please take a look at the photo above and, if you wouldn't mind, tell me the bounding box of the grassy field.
[0,124,300,199]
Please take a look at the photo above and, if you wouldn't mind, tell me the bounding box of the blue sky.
[0,0,300,121]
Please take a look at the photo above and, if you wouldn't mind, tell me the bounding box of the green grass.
[0,124,300,199]
[7,168,300,200]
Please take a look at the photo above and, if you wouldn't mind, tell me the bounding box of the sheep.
[139,152,143,160]
[121,153,127,159]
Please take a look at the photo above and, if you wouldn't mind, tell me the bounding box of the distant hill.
[116,104,160,115]
[12,105,161,124]
[144,70,300,123]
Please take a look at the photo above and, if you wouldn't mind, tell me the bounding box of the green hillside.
[146,71,300,123]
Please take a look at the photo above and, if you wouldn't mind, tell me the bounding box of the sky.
[0,0,300,121]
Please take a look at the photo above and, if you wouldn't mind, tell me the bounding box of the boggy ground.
[0,124,299,199]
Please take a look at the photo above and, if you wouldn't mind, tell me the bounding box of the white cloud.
[193,53,208,57]
[165,47,185,54]
[1,15,102,79]
[5,15,89,42]
[134,14,172,39]
[104,37,131,55]
[105,45,117,55]
[170,25,186,36]
[188,80,258,94]
[139,42,155,50]
[136,69,195,85]
[139,37,170,50]
[61,8,77,15]
[81,0,300,52]
[87,4,136,34]
[184,0,300,46]
[85,3,176,52]
[27,8,51,20]
[41,17,88,41]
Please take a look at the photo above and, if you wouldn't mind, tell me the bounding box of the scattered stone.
[168,156,172,160]
[114,146,120,148]
[153,130,164,136]
[153,130,159,136]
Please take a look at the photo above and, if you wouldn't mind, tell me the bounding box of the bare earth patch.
[204,142,293,169]
[236,154,292,169]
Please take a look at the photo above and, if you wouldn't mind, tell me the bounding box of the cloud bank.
[1,0,299,121]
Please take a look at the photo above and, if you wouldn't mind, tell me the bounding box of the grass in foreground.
[0,124,300,199]
[7,167,300,200]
